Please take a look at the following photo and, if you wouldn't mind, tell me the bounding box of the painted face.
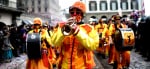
[69,8,83,23]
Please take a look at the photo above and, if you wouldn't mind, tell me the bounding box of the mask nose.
[71,12,77,16]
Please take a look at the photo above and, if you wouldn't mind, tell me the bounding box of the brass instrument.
[61,17,76,36]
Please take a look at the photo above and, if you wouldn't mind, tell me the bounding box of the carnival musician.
[95,18,109,58]
[51,1,99,69]
[26,18,53,69]
[107,17,116,65]
[42,23,57,66]
[112,15,132,69]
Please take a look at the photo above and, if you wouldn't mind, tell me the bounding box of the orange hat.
[69,1,86,13]
[33,17,42,26]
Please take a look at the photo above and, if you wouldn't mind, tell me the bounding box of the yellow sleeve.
[50,31,53,36]
[51,27,65,47]
[94,24,99,32]
[44,30,53,46]
[47,30,53,37]
[28,30,33,33]
[75,26,99,50]
[108,24,115,36]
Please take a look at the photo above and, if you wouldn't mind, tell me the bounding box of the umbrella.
[0,22,6,30]
[22,20,33,25]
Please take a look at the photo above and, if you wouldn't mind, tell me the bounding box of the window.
[110,1,118,10]
[121,0,128,10]
[38,7,41,12]
[89,1,97,11]
[38,0,41,5]
[100,1,107,11]
[122,2,127,10]
[0,0,8,6]
[45,0,48,7]
[45,7,47,12]
[32,8,34,12]
[25,0,28,7]
[32,0,34,7]
[131,0,138,10]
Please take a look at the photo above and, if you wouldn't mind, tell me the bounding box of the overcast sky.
[59,0,79,10]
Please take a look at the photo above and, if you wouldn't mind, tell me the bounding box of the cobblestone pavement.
[0,54,27,69]
[95,49,150,69]
[0,49,150,69]
[93,55,104,69]
[129,49,150,69]
[0,54,104,69]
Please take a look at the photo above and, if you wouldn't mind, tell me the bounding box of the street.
[0,54,27,69]
[0,49,150,69]
[95,49,150,69]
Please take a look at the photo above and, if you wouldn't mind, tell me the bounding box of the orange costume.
[111,15,131,69]
[43,23,57,65]
[95,19,109,58]
[26,18,53,69]
[107,18,116,64]
[51,1,99,69]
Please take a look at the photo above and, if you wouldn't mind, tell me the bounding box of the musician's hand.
[72,24,80,36]
[109,36,113,45]
[66,17,80,36]
[66,17,75,25]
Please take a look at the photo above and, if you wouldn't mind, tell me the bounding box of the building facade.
[65,0,142,23]
[85,0,141,22]
[0,0,23,26]
[18,0,61,26]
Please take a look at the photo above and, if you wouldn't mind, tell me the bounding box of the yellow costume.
[26,18,53,69]
[51,1,99,69]
[112,15,131,69]
[95,19,109,57]
[52,22,99,69]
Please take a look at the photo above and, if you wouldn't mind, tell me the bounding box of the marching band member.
[95,18,109,58]
[51,1,99,69]
[113,15,131,69]
[89,17,98,27]
[26,18,53,69]
[43,23,57,67]
[107,17,116,65]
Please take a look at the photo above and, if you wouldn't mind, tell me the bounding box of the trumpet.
[61,17,76,36]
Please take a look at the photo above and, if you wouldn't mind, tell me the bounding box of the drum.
[114,28,135,51]
[26,33,41,59]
